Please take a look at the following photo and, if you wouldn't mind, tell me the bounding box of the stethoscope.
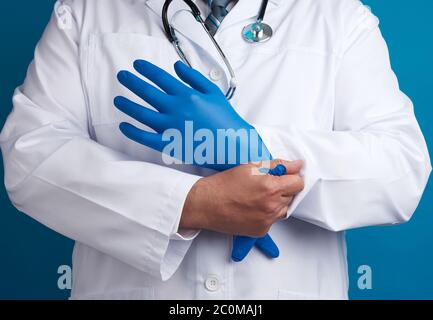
[162,0,272,100]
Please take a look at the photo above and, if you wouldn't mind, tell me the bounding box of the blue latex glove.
[115,60,280,261]
[115,60,271,170]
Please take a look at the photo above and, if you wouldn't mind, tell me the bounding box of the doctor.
[0,0,431,300]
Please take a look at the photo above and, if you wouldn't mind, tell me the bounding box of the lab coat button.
[209,68,222,81]
[205,275,220,292]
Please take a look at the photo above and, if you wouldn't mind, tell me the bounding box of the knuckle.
[295,175,305,190]
[262,177,278,195]
[261,200,277,214]
[288,175,304,190]
[277,207,289,220]
[287,196,295,206]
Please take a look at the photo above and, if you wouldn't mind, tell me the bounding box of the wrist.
[180,177,211,230]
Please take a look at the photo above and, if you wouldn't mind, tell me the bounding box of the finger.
[277,174,305,197]
[174,60,220,94]
[255,234,280,259]
[119,122,166,152]
[114,96,170,133]
[271,159,304,175]
[231,236,257,262]
[117,71,171,113]
[133,60,190,95]
[276,204,290,220]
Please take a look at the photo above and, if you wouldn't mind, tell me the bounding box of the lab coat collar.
[145,0,282,31]
[144,0,282,87]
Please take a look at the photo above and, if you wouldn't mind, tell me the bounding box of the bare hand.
[181,160,304,237]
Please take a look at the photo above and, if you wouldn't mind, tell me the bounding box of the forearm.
[1,97,201,280]
[255,120,431,231]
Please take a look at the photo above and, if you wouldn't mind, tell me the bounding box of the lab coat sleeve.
[254,4,431,232]
[0,1,201,281]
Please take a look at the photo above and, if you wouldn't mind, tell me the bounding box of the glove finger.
[174,61,220,94]
[268,164,287,177]
[270,160,304,175]
[134,60,190,95]
[119,122,166,152]
[231,236,257,262]
[117,71,172,113]
[114,96,170,133]
[255,234,280,259]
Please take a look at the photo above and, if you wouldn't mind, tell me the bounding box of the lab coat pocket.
[70,287,155,300]
[277,289,321,300]
[83,32,179,127]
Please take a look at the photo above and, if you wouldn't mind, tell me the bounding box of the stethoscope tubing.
[162,0,271,100]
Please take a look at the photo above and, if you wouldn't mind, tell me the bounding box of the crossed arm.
[114,60,305,261]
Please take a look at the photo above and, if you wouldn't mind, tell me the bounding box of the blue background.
[0,0,431,300]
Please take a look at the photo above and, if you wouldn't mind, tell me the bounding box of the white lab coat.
[1,0,430,300]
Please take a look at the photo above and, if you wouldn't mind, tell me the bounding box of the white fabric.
[0,0,430,300]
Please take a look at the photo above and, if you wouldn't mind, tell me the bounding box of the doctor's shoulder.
[51,0,152,36]
[52,0,86,33]
[51,0,122,31]
[312,0,380,54]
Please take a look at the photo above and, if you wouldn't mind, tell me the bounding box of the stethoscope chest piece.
[242,21,273,43]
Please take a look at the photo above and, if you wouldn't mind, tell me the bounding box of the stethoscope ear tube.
[162,0,174,42]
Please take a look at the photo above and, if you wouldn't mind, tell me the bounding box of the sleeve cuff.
[170,209,201,241]
[158,172,202,280]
